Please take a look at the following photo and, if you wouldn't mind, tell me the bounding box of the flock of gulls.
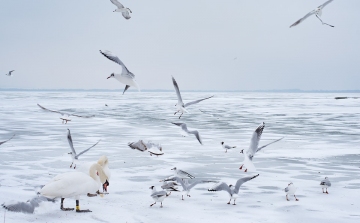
[1,0,336,215]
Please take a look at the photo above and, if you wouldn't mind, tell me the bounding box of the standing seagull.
[149,186,171,208]
[109,0,132,19]
[172,76,213,119]
[208,174,259,205]
[37,104,95,124]
[100,50,140,95]
[320,177,331,194]
[171,167,195,179]
[285,182,299,201]
[5,70,15,76]
[290,0,334,28]
[0,134,15,146]
[171,122,202,145]
[67,129,100,169]
[221,142,236,153]
[239,123,283,172]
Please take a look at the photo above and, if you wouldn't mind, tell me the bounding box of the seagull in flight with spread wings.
[109,0,132,19]
[5,70,15,76]
[290,0,335,28]
[171,122,203,145]
[172,76,213,119]
[37,104,95,124]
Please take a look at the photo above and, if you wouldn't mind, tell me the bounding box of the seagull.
[149,186,171,208]
[100,50,139,95]
[171,167,195,179]
[161,182,180,192]
[171,122,202,145]
[285,182,299,201]
[221,142,236,153]
[0,134,15,146]
[164,177,216,200]
[320,177,331,194]
[239,123,284,172]
[109,0,132,19]
[148,145,164,156]
[128,140,148,152]
[2,196,55,214]
[290,0,334,28]
[37,104,95,124]
[67,129,100,169]
[5,70,15,76]
[172,76,213,119]
[208,174,259,205]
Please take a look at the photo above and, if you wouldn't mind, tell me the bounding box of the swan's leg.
[286,195,289,201]
[75,200,91,212]
[150,202,156,207]
[294,195,299,201]
[227,199,231,204]
[60,198,74,211]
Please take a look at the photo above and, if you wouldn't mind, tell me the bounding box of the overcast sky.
[0,0,359,91]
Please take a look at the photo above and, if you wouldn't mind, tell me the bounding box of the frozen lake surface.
[0,91,359,223]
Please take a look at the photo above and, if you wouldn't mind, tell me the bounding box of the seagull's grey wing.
[290,10,316,28]
[172,76,183,105]
[208,182,232,195]
[110,0,124,8]
[37,104,65,115]
[151,190,166,198]
[128,140,147,151]
[9,70,15,74]
[256,137,284,153]
[122,10,131,19]
[70,113,95,118]
[224,145,233,149]
[189,130,202,145]
[99,50,131,74]
[67,129,77,156]
[319,0,334,9]
[171,122,184,127]
[320,179,331,186]
[247,122,265,156]
[285,187,289,192]
[233,174,259,194]
[0,134,15,146]
[75,140,101,159]
[2,196,54,214]
[178,169,195,179]
[167,177,186,190]
[184,95,214,107]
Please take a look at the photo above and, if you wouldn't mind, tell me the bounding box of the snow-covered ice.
[0,91,359,222]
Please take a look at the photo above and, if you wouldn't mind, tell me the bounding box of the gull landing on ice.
[172,76,213,119]
[37,104,95,124]
[109,0,132,19]
[290,0,335,28]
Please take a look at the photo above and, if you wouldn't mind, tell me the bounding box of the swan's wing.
[67,129,77,156]
[75,140,101,159]
[37,104,65,116]
[172,76,183,105]
[178,169,195,179]
[319,0,334,9]
[247,122,265,156]
[208,182,231,195]
[233,174,259,194]
[0,134,15,146]
[122,10,131,19]
[99,50,131,73]
[110,0,124,9]
[256,137,284,153]
[189,130,202,145]
[2,196,54,214]
[184,95,214,107]
[290,10,316,28]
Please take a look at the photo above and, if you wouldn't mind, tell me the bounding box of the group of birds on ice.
[1,0,336,214]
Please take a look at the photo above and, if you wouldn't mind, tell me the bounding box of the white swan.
[40,163,107,212]
[97,156,111,192]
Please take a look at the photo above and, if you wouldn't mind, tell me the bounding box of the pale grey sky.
[0,0,359,91]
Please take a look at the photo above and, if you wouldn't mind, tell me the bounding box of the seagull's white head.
[107,73,115,79]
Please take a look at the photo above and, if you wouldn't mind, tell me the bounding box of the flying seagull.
[239,123,284,172]
[221,142,236,153]
[172,76,213,119]
[290,0,334,28]
[37,104,95,124]
[100,50,140,95]
[5,70,15,76]
[109,0,132,19]
[285,182,299,201]
[0,134,15,146]
[149,186,171,208]
[171,122,202,145]
[67,129,100,169]
[208,174,259,205]
[320,177,331,194]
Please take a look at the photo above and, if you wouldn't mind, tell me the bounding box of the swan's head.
[103,180,109,192]
[97,155,109,167]
[107,73,115,79]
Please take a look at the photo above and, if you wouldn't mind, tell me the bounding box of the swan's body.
[110,0,132,19]
[149,186,170,207]
[284,183,299,201]
[320,177,331,194]
[100,50,139,94]
[208,174,259,205]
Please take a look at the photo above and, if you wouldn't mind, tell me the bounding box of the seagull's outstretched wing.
[184,95,214,107]
[208,182,232,195]
[99,50,133,77]
[290,10,315,28]
[67,129,77,156]
[178,169,195,179]
[110,0,124,9]
[0,134,15,146]
[248,123,265,156]
[37,104,64,116]
[38,104,94,118]
[256,137,284,153]
[172,76,183,105]
[319,0,334,9]
[75,140,101,159]
[189,130,202,145]
[187,179,218,190]
[233,174,259,194]
[70,113,95,118]
[2,196,54,214]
